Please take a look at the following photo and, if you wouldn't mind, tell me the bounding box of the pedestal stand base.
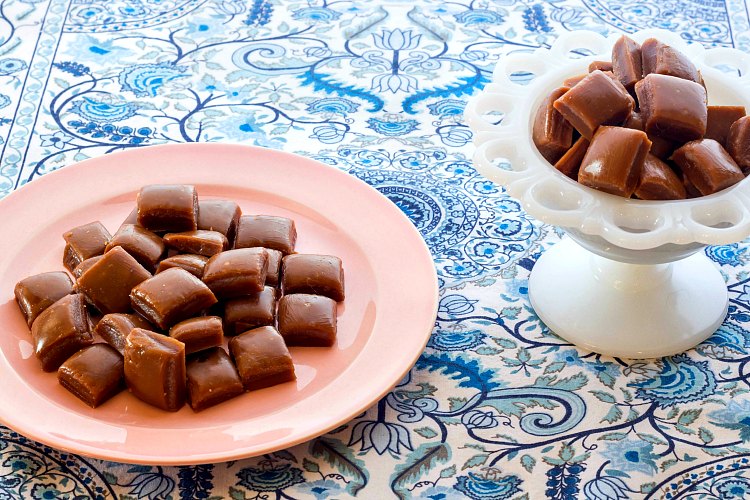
[529,238,728,359]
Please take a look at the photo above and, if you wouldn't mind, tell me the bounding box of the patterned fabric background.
[2,0,750,498]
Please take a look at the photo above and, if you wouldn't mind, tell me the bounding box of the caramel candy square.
[612,35,642,91]
[640,38,661,76]
[15,272,74,327]
[31,294,94,372]
[77,246,152,314]
[265,248,283,288]
[682,172,702,199]
[707,106,746,148]
[124,328,186,411]
[281,254,345,302]
[137,184,198,233]
[277,294,337,347]
[532,87,573,164]
[634,154,687,200]
[562,74,586,88]
[235,215,297,255]
[186,348,244,411]
[578,126,651,198]
[105,224,165,272]
[648,135,676,161]
[727,115,750,171]
[554,137,590,179]
[229,326,295,391]
[224,287,276,335]
[672,139,745,196]
[198,199,241,247]
[202,248,268,299]
[623,111,676,159]
[72,256,103,280]
[156,254,209,279]
[588,60,613,72]
[63,221,111,273]
[163,230,228,257]
[553,70,634,139]
[58,344,124,408]
[130,268,217,329]
[635,74,707,143]
[623,112,644,131]
[641,39,701,82]
[95,313,154,354]
[169,316,223,355]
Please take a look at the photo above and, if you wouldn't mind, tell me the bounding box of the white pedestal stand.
[529,238,728,358]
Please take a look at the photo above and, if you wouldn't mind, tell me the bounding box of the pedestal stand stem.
[528,238,728,359]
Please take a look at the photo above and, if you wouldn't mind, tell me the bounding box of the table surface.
[2,0,750,498]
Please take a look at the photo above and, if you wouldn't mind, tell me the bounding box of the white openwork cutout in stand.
[465,29,750,359]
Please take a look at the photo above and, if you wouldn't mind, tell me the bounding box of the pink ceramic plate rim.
[0,143,438,465]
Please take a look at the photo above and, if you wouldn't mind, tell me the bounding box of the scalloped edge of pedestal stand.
[465,29,750,252]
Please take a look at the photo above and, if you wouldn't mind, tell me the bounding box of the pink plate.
[0,143,438,465]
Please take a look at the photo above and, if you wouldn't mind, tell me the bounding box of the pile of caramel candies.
[533,36,750,199]
[14,185,345,412]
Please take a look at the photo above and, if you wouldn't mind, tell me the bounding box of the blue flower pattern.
[0,0,749,498]
[454,472,521,499]
[71,97,141,123]
[237,464,305,491]
[601,438,660,475]
[630,355,717,408]
[118,63,188,97]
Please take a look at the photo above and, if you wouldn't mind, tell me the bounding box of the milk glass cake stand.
[465,29,750,358]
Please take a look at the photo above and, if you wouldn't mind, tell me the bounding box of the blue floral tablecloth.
[3,0,750,498]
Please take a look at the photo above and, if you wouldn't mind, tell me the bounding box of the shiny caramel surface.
[58,344,124,408]
[62,221,111,272]
[186,347,244,411]
[163,230,228,257]
[73,256,103,280]
[554,137,590,179]
[611,35,641,91]
[30,293,93,372]
[156,254,209,279]
[169,316,223,355]
[202,248,269,298]
[234,215,297,255]
[15,271,73,327]
[706,106,746,147]
[634,154,687,200]
[264,248,283,288]
[281,254,345,302]
[640,38,661,77]
[223,287,276,336]
[95,313,154,354]
[105,224,165,272]
[635,74,707,143]
[130,267,217,329]
[77,246,152,314]
[578,126,651,198]
[588,60,612,72]
[532,86,573,164]
[672,138,745,195]
[654,44,701,83]
[553,70,634,139]
[228,326,295,391]
[136,184,198,233]
[197,199,241,246]
[124,328,186,411]
[727,115,750,171]
[277,294,337,347]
